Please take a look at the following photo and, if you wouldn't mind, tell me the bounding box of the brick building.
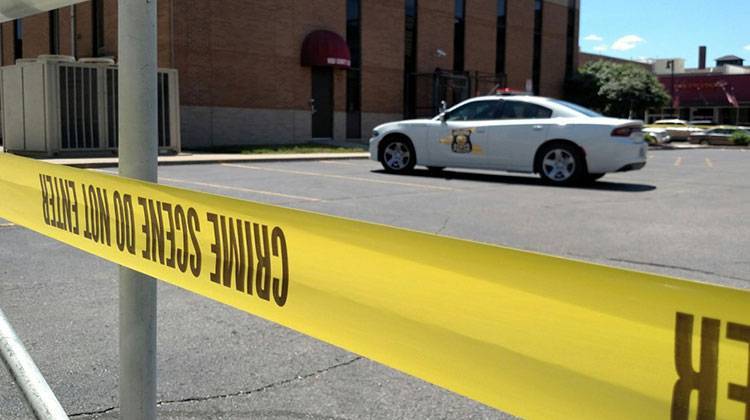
[0,0,580,148]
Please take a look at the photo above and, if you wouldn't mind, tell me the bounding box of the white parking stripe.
[705,158,714,168]
[221,163,455,191]
[159,177,322,202]
[674,157,683,167]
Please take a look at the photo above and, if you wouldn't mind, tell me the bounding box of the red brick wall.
[22,13,49,59]
[361,0,404,113]
[175,0,346,110]
[505,0,534,91]
[464,0,496,75]
[1,23,13,65]
[539,2,567,98]
[75,3,93,58]
[417,0,454,73]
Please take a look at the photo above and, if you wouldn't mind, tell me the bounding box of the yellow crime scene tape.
[0,152,749,419]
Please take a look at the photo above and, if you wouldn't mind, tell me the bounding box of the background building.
[0,0,580,148]
[648,48,750,125]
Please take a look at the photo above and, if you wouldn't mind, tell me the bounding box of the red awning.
[301,30,351,69]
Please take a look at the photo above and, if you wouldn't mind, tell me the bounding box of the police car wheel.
[380,138,416,173]
[538,144,585,185]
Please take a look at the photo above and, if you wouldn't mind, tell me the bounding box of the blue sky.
[579,0,750,68]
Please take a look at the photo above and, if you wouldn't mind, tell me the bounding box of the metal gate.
[409,69,506,118]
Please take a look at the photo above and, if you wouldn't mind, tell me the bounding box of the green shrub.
[643,133,658,145]
[730,131,750,146]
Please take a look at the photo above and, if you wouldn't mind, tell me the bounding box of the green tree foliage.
[565,61,670,119]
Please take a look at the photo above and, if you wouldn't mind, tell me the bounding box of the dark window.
[532,0,543,95]
[453,0,465,72]
[92,0,104,56]
[495,0,507,75]
[13,20,23,60]
[404,0,418,118]
[49,10,60,54]
[447,100,500,121]
[346,0,361,138]
[499,101,552,119]
[565,0,576,79]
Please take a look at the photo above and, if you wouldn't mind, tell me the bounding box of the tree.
[565,61,670,119]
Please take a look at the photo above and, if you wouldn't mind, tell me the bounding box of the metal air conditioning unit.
[0,55,180,155]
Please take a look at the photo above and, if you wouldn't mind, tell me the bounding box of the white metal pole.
[117,1,158,419]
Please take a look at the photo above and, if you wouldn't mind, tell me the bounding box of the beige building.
[1,0,580,148]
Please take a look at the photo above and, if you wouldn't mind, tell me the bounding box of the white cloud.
[611,35,645,51]
[744,44,750,51]
[593,44,608,52]
[584,34,604,42]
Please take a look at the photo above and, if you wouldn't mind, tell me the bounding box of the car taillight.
[611,126,641,137]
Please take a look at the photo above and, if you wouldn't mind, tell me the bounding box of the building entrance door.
[311,67,333,138]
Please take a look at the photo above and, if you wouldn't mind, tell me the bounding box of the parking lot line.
[321,160,366,167]
[674,157,683,167]
[705,158,714,168]
[159,177,322,202]
[221,163,455,191]
[0,222,14,227]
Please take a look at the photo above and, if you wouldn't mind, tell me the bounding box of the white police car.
[369,94,647,185]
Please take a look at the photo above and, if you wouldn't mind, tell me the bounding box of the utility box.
[0,55,180,156]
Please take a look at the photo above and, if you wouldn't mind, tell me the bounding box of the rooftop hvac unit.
[0,55,180,155]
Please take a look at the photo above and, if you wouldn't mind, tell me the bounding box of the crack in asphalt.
[606,257,750,283]
[68,356,363,418]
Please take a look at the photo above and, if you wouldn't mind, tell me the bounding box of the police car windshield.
[548,99,602,117]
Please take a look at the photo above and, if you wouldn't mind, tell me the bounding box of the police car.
[369,92,647,185]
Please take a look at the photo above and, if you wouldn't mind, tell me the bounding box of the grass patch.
[185,143,367,155]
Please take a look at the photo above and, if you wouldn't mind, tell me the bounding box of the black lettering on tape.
[45,176,56,227]
[68,180,80,235]
[39,175,50,225]
[242,221,255,295]
[147,199,165,263]
[174,205,189,273]
[271,226,289,307]
[726,322,750,419]
[671,312,719,420]
[187,207,201,277]
[114,191,126,251]
[96,187,111,246]
[138,197,151,259]
[208,212,221,284]
[163,202,176,268]
[59,177,71,232]
[254,223,271,301]
[223,217,246,292]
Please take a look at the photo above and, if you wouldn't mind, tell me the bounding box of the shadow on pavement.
[373,169,657,192]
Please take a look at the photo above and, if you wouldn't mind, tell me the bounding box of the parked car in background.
[642,127,671,144]
[688,126,750,145]
[370,94,647,185]
[648,119,704,141]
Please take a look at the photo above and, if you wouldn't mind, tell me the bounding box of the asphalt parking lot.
[1,148,748,419]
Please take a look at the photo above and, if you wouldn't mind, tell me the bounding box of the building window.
[346,0,361,139]
[453,0,465,72]
[92,0,104,56]
[532,0,543,95]
[495,0,507,75]
[13,20,23,60]
[49,10,60,55]
[564,0,576,79]
[404,0,418,118]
